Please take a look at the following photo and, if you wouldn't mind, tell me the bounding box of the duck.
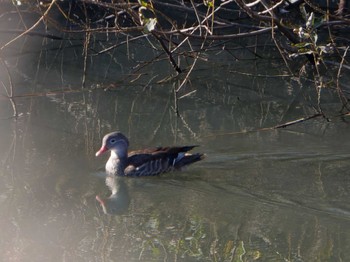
[95,131,204,176]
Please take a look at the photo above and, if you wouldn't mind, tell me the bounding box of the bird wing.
[125,146,198,176]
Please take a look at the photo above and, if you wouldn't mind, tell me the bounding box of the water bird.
[95,131,204,177]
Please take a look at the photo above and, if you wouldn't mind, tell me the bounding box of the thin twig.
[336,46,350,109]
[190,0,202,36]
[152,32,182,74]
[175,56,198,92]
[173,26,273,40]
[0,57,17,117]
[274,113,324,129]
[0,0,57,50]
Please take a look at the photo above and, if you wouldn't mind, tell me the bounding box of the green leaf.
[306,12,314,29]
[293,42,311,48]
[138,0,148,7]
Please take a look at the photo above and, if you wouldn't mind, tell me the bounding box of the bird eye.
[110,138,117,144]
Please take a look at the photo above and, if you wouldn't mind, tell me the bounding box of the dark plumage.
[95,132,204,176]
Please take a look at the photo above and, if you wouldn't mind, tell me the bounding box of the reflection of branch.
[205,113,325,138]
[178,111,199,140]
[82,31,91,88]
[150,93,171,141]
[273,113,324,129]
[0,0,57,50]
[0,29,63,40]
[0,57,17,118]
[336,46,350,110]
[94,34,147,55]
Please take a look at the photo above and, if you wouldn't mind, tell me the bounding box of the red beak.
[95,145,108,157]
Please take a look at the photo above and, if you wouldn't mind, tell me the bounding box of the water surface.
[1,15,350,262]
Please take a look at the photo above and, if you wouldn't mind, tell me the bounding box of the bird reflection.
[96,175,130,215]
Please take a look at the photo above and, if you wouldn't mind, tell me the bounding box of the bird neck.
[106,150,128,176]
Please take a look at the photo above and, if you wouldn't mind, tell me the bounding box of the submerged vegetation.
[1,0,350,123]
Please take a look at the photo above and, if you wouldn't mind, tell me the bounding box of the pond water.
[1,15,350,262]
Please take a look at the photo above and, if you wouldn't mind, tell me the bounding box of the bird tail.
[174,153,205,169]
